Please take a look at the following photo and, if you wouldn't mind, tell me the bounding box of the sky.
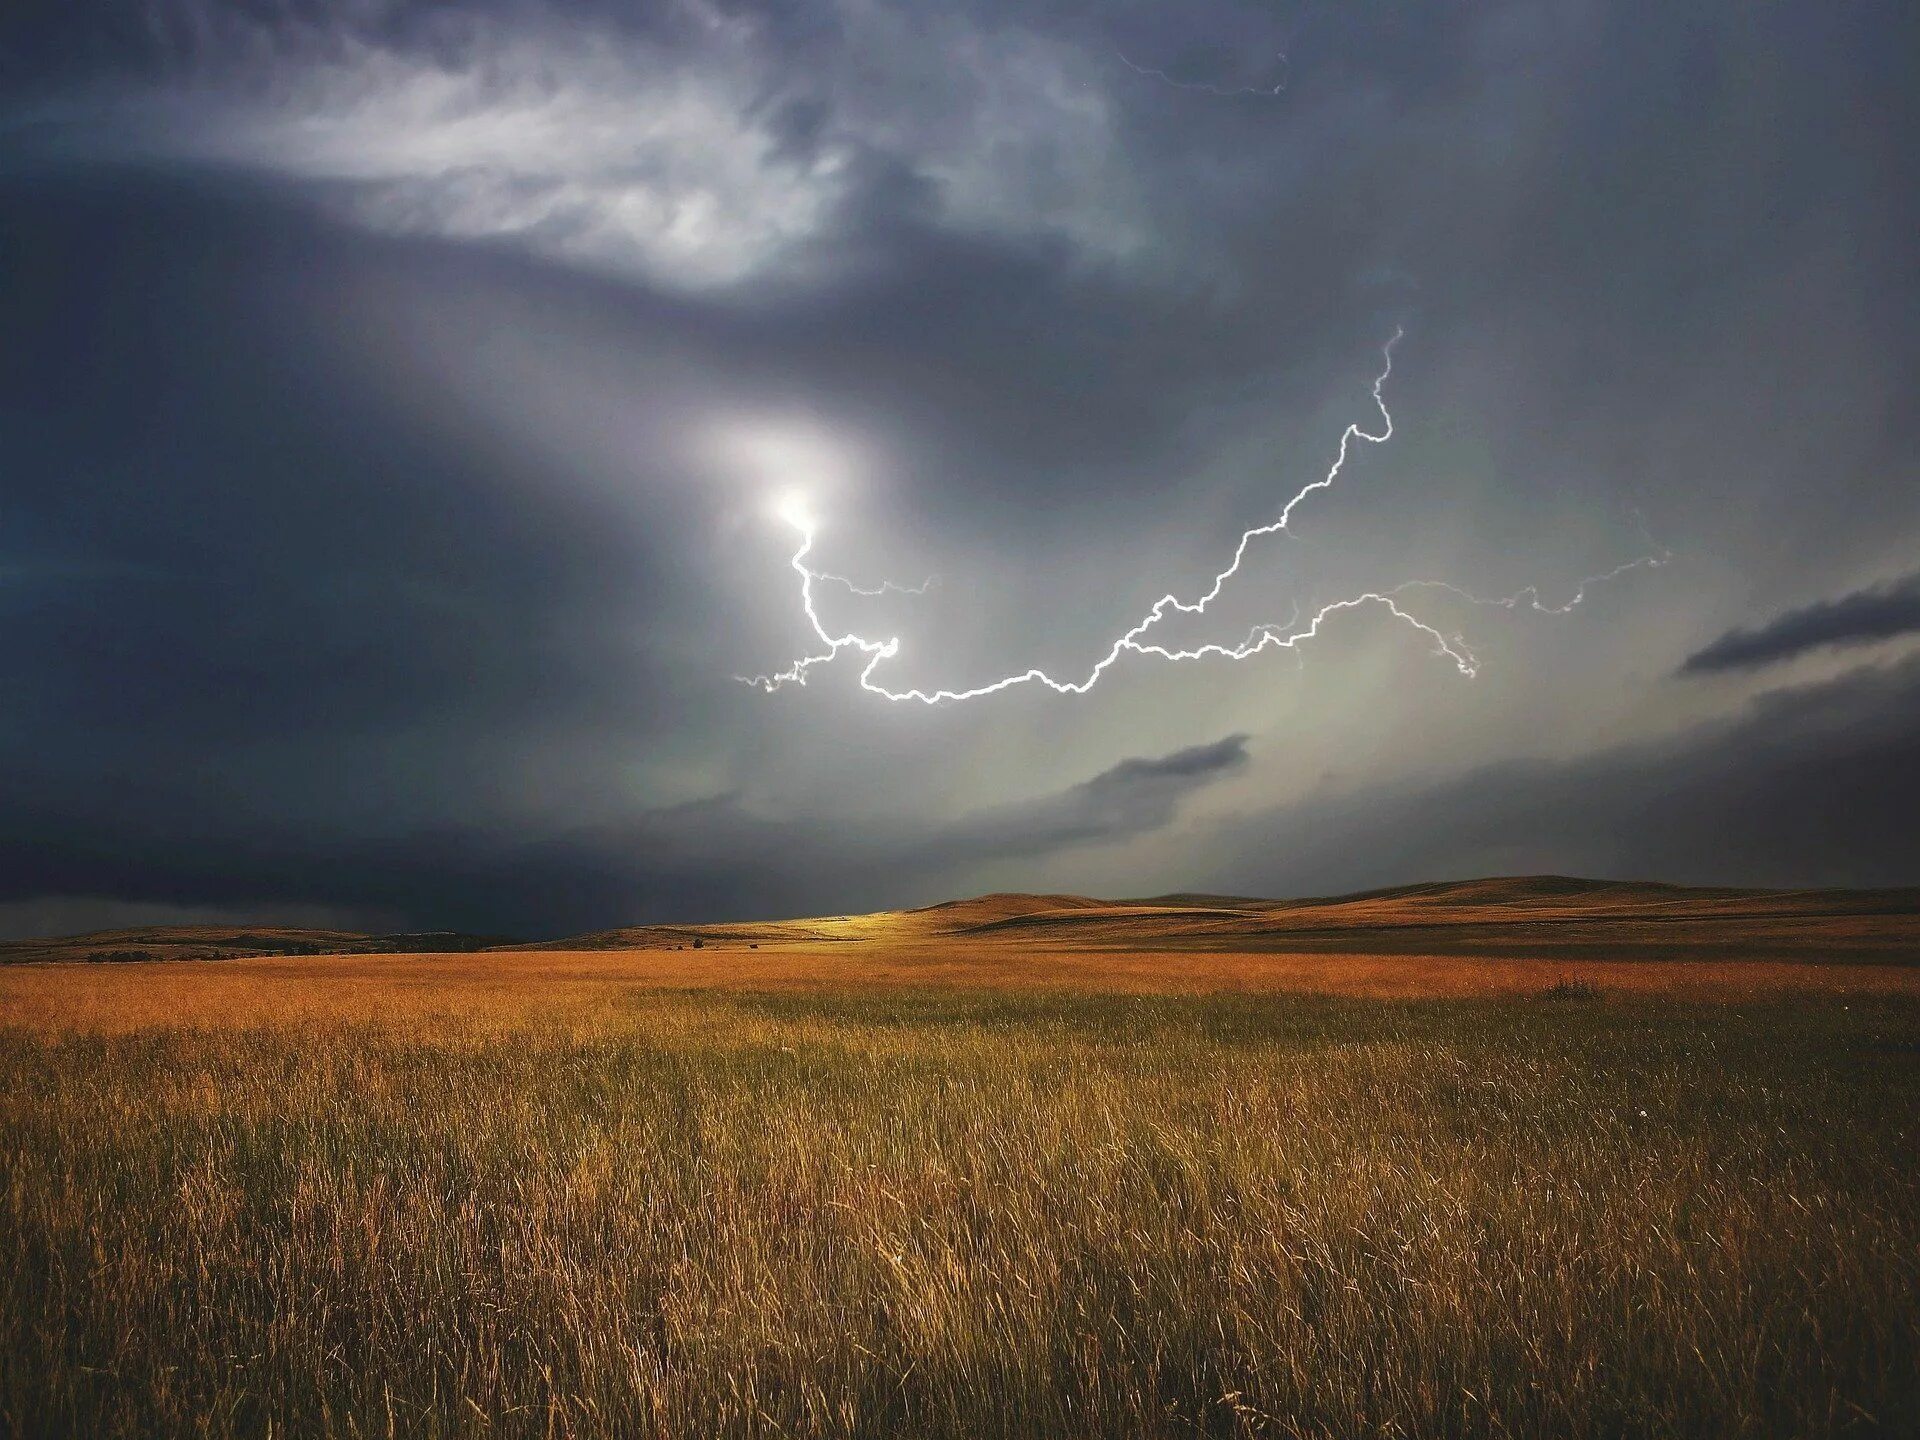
[1,0,1915,939]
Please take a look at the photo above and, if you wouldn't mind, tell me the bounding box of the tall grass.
[1,991,1915,1437]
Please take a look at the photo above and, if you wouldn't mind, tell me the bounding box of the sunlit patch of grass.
[0,992,1915,1437]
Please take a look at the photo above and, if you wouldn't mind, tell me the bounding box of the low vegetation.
[1,989,1915,1437]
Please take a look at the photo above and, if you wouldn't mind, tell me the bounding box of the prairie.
[2,880,1917,1437]
[5,878,1918,1033]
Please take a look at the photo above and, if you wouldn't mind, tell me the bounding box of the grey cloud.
[928,733,1250,866]
[0,732,1250,939]
[1680,571,1920,675]
[4,0,1138,291]
[0,0,1914,938]
[1207,656,1920,897]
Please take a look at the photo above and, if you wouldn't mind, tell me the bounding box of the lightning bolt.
[1390,553,1670,617]
[1114,44,1290,97]
[739,330,1661,705]
[1386,511,1672,615]
[813,570,934,598]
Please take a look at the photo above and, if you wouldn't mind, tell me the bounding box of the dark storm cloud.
[0,733,1249,937]
[929,734,1249,866]
[0,173,692,750]
[0,0,1915,938]
[1208,656,1920,896]
[1679,571,1920,675]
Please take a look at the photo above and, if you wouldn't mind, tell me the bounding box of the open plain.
[6,877,1919,1031]
[3,878,1918,1438]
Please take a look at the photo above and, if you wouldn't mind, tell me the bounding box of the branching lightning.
[1386,509,1672,616]
[1390,553,1671,617]
[1114,44,1290,97]
[739,330,1663,705]
[813,570,934,598]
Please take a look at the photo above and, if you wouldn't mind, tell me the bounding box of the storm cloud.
[1204,656,1920,897]
[0,732,1251,936]
[1,0,1915,936]
[1680,571,1920,675]
[928,734,1250,867]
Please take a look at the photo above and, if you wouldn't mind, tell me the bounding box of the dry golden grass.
[2,939,1917,1037]
[1,971,1917,1438]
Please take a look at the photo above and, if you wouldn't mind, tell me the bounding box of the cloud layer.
[0,727,1251,937]
[14,0,1142,290]
[1,0,1915,936]
[1680,571,1920,675]
[1197,654,1920,897]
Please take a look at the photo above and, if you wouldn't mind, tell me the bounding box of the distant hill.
[935,877,1920,961]
[515,892,1117,952]
[515,877,1920,965]
[8,877,1918,966]
[0,925,515,966]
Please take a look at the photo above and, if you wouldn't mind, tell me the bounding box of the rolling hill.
[6,877,1917,969]
[515,877,1920,965]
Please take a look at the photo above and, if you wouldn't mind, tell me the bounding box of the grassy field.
[2,983,1916,1438]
